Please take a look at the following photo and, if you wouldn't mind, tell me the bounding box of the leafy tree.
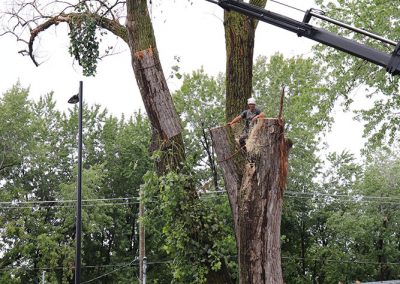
[0,83,33,176]
[308,151,362,283]
[0,85,152,283]
[173,69,226,190]
[343,150,400,282]
[314,0,400,147]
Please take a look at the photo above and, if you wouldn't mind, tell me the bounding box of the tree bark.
[125,0,185,173]
[125,2,233,282]
[224,0,267,122]
[210,118,291,284]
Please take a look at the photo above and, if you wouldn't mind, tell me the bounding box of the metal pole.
[42,271,45,284]
[75,81,83,284]
[143,256,147,284]
[308,10,397,46]
[139,188,145,284]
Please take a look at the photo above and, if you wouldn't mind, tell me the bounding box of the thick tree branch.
[24,12,127,66]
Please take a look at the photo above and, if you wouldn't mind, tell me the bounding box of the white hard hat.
[247,98,256,104]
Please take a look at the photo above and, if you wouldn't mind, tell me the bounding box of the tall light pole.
[68,81,83,284]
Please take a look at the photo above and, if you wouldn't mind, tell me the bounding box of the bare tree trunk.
[125,2,233,282]
[125,0,185,173]
[224,0,268,122]
[210,118,291,284]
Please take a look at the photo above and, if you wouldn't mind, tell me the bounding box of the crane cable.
[269,0,305,13]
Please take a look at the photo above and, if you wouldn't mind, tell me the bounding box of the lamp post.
[68,81,83,284]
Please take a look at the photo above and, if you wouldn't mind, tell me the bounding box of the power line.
[2,256,399,274]
[0,202,140,210]
[0,263,138,272]
[0,196,140,206]
[1,189,400,210]
[0,259,172,272]
[282,256,400,266]
[201,190,400,205]
[81,260,137,284]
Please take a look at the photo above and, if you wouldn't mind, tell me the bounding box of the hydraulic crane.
[206,0,400,76]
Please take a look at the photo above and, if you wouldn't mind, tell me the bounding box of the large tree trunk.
[125,2,233,282]
[211,118,291,283]
[224,0,267,122]
[125,0,185,173]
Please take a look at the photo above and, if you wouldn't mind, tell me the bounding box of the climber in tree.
[228,97,265,148]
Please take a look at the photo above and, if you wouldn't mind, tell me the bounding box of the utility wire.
[2,256,400,273]
[282,256,400,266]
[0,202,140,210]
[0,259,172,272]
[1,189,400,210]
[0,263,138,272]
[2,191,400,209]
[0,196,139,205]
[81,259,137,284]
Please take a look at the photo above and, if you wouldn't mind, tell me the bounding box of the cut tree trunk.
[210,118,291,284]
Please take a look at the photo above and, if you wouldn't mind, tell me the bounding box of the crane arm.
[207,0,400,76]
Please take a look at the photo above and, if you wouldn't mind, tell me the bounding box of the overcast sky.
[0,0,366,156]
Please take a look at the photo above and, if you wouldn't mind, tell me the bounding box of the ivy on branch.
[68,4,100,77]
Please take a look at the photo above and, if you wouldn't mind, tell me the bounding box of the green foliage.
[320,149,400,282]
[3,47,400,283]
[173,69,226,189]
[68,3,100,77]
[0,84,152,283]
[142,161,236,283]
[0,83,33,176]
[314,0,400,148]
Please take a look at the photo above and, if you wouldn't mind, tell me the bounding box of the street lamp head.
[68,94,79,104]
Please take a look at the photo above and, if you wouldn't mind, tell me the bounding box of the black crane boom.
[207,0,400,76]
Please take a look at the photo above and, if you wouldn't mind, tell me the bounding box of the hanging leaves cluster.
[142,162,236,283]
[68,3,100,77]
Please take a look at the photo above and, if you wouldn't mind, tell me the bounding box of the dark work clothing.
[240,108,261,133]
[239,108,261,148]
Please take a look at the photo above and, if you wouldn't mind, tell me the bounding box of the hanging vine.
[68,3,100,76]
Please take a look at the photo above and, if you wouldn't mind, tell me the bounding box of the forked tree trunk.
[210,118,291,283]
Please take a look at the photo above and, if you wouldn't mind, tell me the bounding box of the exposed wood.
[278,86,285,120]
[211,118,291,284]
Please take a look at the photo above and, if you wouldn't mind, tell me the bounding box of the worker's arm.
[252,112,265,122]
[228,115,242,126]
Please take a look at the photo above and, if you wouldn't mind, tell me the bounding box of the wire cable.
[0,202,140,210]
[269,0,305,13]
[1,189,400,210]
[81,259,137,284]
[0,196,140,205]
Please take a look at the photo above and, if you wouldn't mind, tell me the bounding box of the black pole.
[75,81,83,284]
